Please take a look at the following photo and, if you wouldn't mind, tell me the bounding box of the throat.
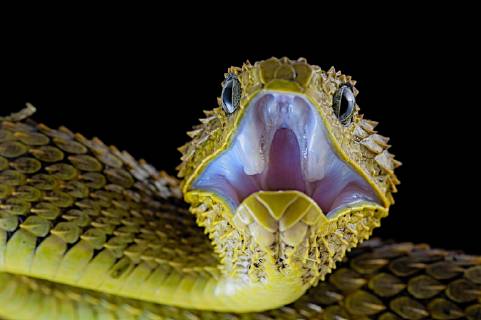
[264,128,305,192]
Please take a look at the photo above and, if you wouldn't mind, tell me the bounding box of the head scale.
[177,57,400,286]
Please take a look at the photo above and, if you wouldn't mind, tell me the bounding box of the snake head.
[178,57,400,285]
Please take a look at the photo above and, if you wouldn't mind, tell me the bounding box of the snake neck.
[186,191,386,312]
[187,193,312,311]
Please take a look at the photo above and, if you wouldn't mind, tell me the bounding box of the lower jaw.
[185,189,388,311]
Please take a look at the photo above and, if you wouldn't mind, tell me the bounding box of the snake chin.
[193,91,380,217]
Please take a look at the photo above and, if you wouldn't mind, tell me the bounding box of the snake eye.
[333,85,356,125]
[221,74,241,114]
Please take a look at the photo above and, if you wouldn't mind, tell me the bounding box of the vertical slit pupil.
[340,91,350,116]
[222,80,234,113]
[339,86,354,124]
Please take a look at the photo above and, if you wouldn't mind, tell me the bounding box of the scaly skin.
[2,240,481,319]
[0,58,479,319]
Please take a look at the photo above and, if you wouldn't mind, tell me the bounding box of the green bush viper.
[0,57,480,319]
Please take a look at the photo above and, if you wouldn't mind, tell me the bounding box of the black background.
[2,17,480,254]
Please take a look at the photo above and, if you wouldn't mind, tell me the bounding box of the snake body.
[1,58,480,319]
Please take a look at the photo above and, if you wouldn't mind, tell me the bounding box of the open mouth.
[192,92,380,217]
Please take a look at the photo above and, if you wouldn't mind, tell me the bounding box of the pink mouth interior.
[192,92,380,216]
[264,128,305,191]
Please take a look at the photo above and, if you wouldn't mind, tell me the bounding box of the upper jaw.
[192,91,382,217]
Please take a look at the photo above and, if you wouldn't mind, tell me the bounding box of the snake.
[0,57,480,320]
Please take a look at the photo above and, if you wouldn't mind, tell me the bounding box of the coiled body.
[2,240,481,319]
[1,115,480,319]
